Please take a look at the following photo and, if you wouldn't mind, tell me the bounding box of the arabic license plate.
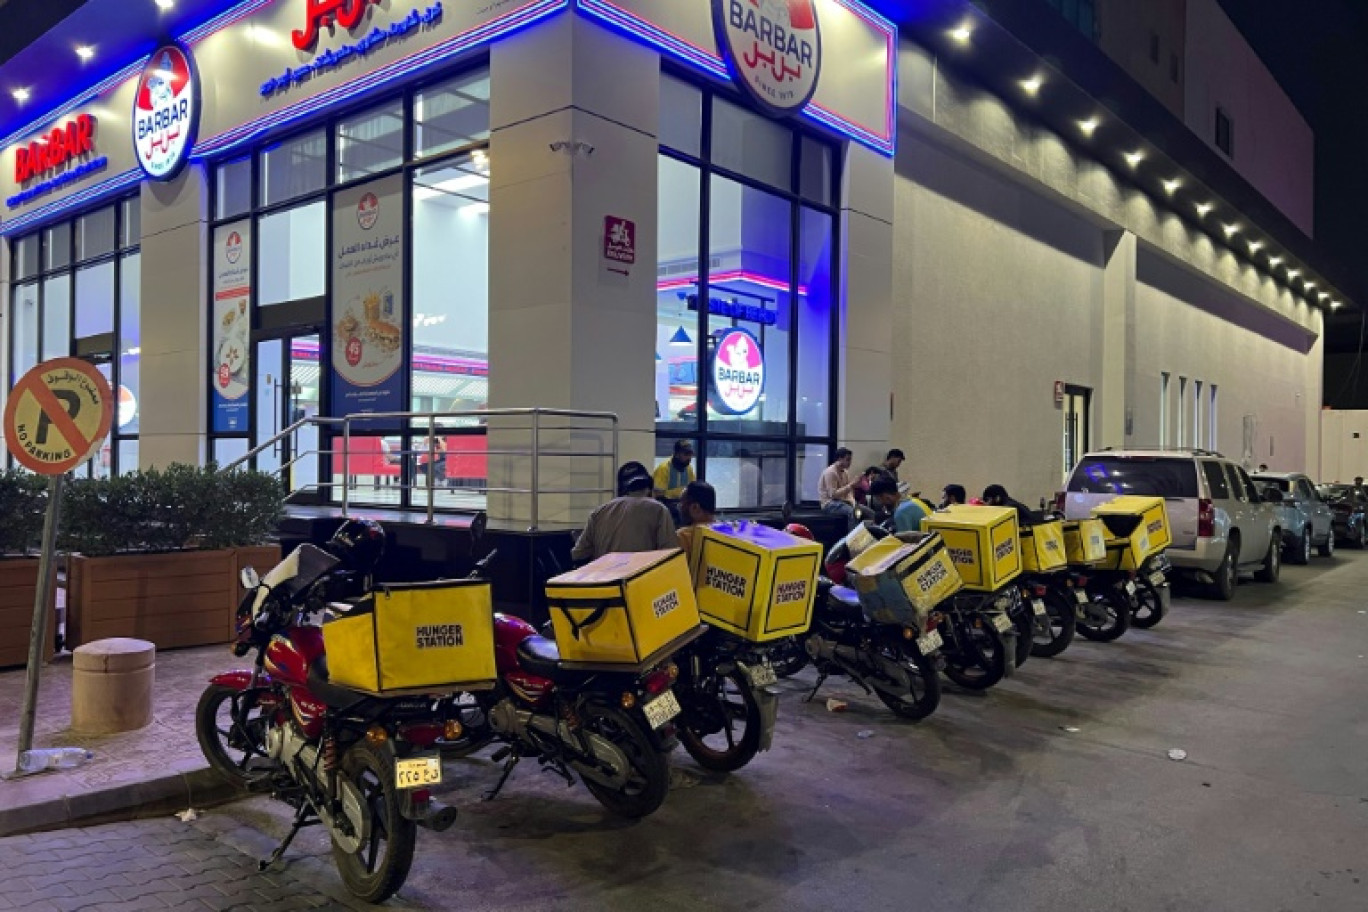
[1073,589,1089,605]
[916,629,942,655]
[991,613,1013,634]
[1125,581,1137,596]
[642,690,681,730]
[395,755,442,790]
[1031,598,1047,616]
[1149,571,1167,587]
[747,663,777,688]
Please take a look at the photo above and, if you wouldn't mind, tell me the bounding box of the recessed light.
[1305,282,1317,292]
[1332,300,1343,310]
[1195,202,1213,217]
[949,24,973,43]
[155,0,174,9]
[1078,117,1100,137]
[1287,269,1301,279]
[1163,178,1182,194]
[1020,75,1043,95]
[1124,150,1145,167]
[11,87,29,102]
[1248,240,1263,253]
[1319,292,1330,301]
[76,46,94,60]
[1268,256,1283,267]
[1223,223,1239,237]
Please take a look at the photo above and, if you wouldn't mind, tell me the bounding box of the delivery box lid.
[705,520,810,549]
[549,549,679,586]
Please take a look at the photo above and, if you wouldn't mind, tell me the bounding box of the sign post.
[4,358,113,772]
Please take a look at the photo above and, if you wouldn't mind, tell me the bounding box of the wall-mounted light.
[1162,178,1182,195]
[1305,282,1317,292]
[1195,202,1213,217]
[1287,269,1301,280]
[75,46,94,61]
[11,88,29,102]
[1019,74,1044,96]
[1331,300,1343,310]
[1078,117,1100,137]
[1222,223,1239,237]
[1319,292,1330,302]
[1247,240,1263,254]
[1268,256,1283,267]
[155,0,175,10]
[949,23,972,43]
[1124,150,1145,168]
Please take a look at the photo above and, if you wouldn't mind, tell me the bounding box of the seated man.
[982,484,1038,526]
[819,448,859,529]
[939,484,967,509]
[676,480,718,555]
[868,477,929,534]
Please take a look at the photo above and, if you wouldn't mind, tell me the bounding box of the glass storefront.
[656,73,839,510]
[7,196,142,475]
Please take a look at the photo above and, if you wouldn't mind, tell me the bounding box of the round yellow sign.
[3,358,114,475]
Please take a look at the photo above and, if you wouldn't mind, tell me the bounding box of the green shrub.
[0,470,50,555]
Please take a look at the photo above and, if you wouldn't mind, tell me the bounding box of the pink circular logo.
[711,328,765,415]
[225,231,242,264]
[357,193,379,230]
[346,336,363,367]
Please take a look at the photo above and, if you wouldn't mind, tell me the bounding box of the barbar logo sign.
[14,115,97,183]
[710,328,765,416]
[133,44,200,181]
[713,0,822,116]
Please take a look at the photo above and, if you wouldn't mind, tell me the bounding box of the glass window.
[711,98,792,190]
[261,130,326,207]
[799,442,829,504]
[213,438,251,466]
[117,439,139,475]
[74,261,115,340]
[800,137,832,205]
[41,274,70,360]
[14,234,39,279]
[705,439,787,509]
[44,222,71,270]
[796,207,832,437]
[415,71,490,159]
[120,252,141,437]
[707,176,791,431]
[216,156,252,220]
[660,75,703,158]
[120,196,141,249]
[338,101,405,183]
[411,152,491,412]
[11,283,39,380]
[655,156,702,432]
[258,202,326,305]
[76,207,116,261]
[1235,466,1259,501]
[1066,456,1198,497]
[1201,461,1231,499]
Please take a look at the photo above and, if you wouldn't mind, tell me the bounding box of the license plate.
[746,663,777,689]
[1073,589,1089,605]
[1125,581,1137,596]
[642,690,681,730]
[395,755,442,790]
[1149,571,1167,587]
[916,629,942,655]
[1031,598,1047,616]
[991,613,1013,634]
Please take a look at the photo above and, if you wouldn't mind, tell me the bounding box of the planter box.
[67,545,280,651]
[0,558,57,669]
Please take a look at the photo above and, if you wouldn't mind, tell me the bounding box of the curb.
[0,767,243,838]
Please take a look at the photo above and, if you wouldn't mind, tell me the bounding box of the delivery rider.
[571,462,678,566]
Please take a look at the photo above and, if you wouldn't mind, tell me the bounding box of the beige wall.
[1097,0,1187,116]
[1320,410,1368,483]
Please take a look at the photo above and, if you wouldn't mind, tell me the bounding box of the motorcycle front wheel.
[769,636,811,678]
[1131,579,1167,629]
[579,705,670,818]
[194,684,273,789]
[678,670,762,772]
[1030,591,1078,658]
[1077,589,1132,642]
[943,618,1008,690]
[874,643,941,720]
[332,741,417,905]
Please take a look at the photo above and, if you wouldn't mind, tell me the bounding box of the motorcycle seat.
[306,655,372,709]
[515,635,594,684]
[828,585,863,614]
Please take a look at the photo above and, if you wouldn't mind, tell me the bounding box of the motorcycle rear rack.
[552,625,707,674]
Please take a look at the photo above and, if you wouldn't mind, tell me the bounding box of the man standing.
[571,462,678,565]
[819,448,859,527]
[653,440,696,501]
[676,480,718,554]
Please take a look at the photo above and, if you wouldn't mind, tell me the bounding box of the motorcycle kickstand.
[803,672,828,704]
[259,804,313,872]
[483,747,520,801]
[537,755,576,789]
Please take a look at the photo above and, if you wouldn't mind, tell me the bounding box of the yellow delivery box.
[690,522,822,642]
[1091,496,1171,570]
[323,579,497,694]
[546,550,703,668]
[921,505,1023,591]
[833,523,880,561]
[1019,520,1068,573]
[1062,518,1108,565]
[846,532,962,627]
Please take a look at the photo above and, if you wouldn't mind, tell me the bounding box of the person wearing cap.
[653,440,696,501]
[676,480,718,556]
[571,461,679,566]
[983,484,1038,526]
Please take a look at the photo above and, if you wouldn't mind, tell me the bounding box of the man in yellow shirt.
[654,440,696,500]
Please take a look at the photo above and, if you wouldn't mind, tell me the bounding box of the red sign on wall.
[604,216,636,265]
[292,0,384,51]
[14,114,97,183]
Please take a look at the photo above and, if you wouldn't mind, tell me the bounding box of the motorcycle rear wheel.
[874,644,941,720]
[678,670,762,772]
[332,741,417,905]
[770,637,811,678]
[1131,579,1167,629]
[1077,590,1131,642]
[194,684,272,789]
[943,620,1007,690]
[1012,610,1033,668]
[1030,591,1078,658]
[579,705,670,818]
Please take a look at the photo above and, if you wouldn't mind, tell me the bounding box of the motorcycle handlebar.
[470,549,499,578]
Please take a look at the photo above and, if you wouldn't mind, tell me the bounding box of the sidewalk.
[0,645,246,837]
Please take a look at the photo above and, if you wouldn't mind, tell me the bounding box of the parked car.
[1062,449,1282,600]
[1316,484,1367,549]
[1251,472,1335,563]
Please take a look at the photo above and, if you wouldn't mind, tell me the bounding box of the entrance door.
[1062,385,1092,480]
[253,332,321,493]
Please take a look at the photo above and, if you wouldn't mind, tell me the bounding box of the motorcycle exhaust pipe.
[406,797,459,833]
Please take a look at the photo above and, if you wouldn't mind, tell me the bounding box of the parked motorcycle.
[933,587,1019,689]
[1076,566,1134,642]
[1129,552,1172,629]
[196,521,461,904]
[1018,574,1078,659]
[673,629,779,771]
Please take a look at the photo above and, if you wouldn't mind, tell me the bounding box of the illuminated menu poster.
[211,220,252,432]
[331,175,405,424]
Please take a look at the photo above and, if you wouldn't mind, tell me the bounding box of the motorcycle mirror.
[240,567,261,590]
[470,510,488,542]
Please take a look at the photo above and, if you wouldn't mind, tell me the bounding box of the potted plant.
[62,464,284,651]
[0,470,54,668]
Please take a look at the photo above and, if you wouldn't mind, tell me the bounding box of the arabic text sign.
[4,358,114,475]
[212,221,253,433]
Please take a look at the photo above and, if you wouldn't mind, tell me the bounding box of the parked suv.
[1251,472,1335,563]
[1062,449,1281,600]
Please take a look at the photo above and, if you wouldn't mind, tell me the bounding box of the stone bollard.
[71,638,156,734]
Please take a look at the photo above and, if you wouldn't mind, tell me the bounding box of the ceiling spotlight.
[1319,292,1330,301]
[1331,300,1343,310]
[1020,75,1044,95]
[1248,240,1263,253]
[11,87,29,102]
[76,46,94,61]
[949,24,973,43]
[1305,282,1317,292]
[1268,256,1283,267]
[1124,150,1145,168]
[1195,202,1213,217]
[1222,223,1239,237]
[155,0,175,9]
[1162,178,1182,194]
[1078,117,1100,137]
[1287,269,1301,279]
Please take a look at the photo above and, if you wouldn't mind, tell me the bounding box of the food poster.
[211,220,252,432]
[331,175,405,425]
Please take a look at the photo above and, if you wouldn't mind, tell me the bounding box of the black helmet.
[327,518,386,575]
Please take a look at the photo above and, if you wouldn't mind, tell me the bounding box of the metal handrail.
[220,417,344,472]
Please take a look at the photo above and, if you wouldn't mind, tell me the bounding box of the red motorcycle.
[196,520,463,904]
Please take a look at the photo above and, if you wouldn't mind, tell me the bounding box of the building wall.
[1096,0,1187,117]
[1183,0,1315,237]
[1320,410,1368,482]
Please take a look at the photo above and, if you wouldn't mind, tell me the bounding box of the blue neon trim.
[5,157,109,209]
[0,167,141,236]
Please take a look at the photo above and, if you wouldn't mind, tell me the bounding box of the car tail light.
[1198,498,1215,538]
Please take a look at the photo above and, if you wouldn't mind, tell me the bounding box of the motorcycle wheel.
[874,644,941,721]
[1077,589,1131,642]
[1131,579,1167,629]
[1030,591,1077,659]
[579,705,670,818]
[332,741,417,905]
[1012,610,1033,668]
[194,684,272,789]
[678,670,762,772]
[943,619,1007,690]
[770,636,811,678]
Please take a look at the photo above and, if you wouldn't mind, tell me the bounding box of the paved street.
[2,552,1366,912]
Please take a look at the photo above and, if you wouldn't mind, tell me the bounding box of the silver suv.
[1062,449,1282,600]
[1251,472,1335,564]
